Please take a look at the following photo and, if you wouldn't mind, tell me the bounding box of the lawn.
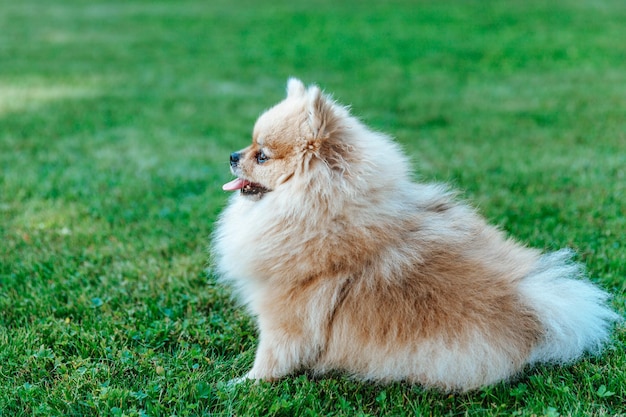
[1,0,625,415]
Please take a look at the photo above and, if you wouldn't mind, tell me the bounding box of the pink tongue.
[222,178,248,191]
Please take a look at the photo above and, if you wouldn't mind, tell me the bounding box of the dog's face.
[224,98,307,198]
[223,78,342,199]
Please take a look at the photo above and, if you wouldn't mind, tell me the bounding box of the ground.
[0,0,624,415]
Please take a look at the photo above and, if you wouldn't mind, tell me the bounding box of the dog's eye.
[256,151,269,164]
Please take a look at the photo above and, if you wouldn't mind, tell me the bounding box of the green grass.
[1,0,625,415]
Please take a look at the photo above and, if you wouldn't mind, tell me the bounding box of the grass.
[0,0,625,415]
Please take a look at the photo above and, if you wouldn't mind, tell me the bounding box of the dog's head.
[222,78,350,200]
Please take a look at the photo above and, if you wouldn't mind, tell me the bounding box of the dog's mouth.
[222,178,271,197]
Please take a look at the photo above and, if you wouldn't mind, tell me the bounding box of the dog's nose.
[230,152,240,167]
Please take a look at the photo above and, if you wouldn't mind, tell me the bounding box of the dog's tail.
[519,249,620,365]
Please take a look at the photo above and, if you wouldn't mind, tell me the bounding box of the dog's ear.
[307,85,341,140]
[306,85,350,173]
[286,77,306,98]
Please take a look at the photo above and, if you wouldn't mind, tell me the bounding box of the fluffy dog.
[212,78,618,391]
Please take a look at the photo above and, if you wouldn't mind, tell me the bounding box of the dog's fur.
[212,78,618,391]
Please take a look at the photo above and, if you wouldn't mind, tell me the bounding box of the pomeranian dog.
[212,78,618,391]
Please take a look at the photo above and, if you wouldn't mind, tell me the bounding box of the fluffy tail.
[519,249,621,365]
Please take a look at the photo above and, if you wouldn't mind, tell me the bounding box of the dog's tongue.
[222,178,247,191]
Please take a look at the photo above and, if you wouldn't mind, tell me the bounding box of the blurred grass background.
[0,0,625,415]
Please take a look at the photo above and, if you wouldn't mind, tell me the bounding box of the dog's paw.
[225,370,265,387]
[226,375,250,387]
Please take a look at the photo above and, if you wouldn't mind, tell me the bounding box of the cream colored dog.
[212,78,618,391]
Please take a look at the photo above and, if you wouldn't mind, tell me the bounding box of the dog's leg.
[226,334,306,386]
[242,330,308,382]
[230,281,339,384]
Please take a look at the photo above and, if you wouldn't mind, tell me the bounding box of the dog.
[212,78,618,391]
